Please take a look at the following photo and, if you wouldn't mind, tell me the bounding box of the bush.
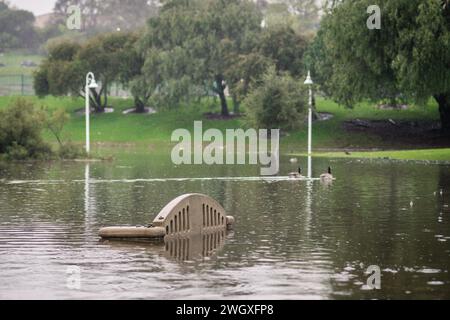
[243,66,308,131]
[0,99,53,160]
[58,142,86,160]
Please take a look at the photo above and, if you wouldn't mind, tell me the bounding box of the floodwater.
[0,154,449,299]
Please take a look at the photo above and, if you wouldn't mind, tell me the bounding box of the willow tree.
[311,0,450,132]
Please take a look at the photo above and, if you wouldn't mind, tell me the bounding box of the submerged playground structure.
[99,193,235,240]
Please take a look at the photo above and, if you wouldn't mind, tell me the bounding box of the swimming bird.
[289,167,304,179]
[320,166,334,181]
[289,158,298,163]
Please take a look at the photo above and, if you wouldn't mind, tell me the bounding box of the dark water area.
[0,155,449,299]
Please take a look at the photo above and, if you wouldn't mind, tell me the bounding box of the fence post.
[21,74,25,96]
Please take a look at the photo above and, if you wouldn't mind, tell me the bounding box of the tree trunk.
[91,89,103,113]
[135,97,146,113]
[215,76,229,117]
[434,94,450,133]
[311,93,320,120]
[103,85,108,110]
[232,93,240,114]
[218,90,229,117]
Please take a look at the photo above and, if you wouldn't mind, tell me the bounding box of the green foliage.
[303,27,332,96]
[0,3,39,52]
[58,142,86,159]
[34,33,140,112]
[44,106,85,159]
[45,107,70,147]
[47,41,81,61]
[259,24,308,77]
[224,52,272,108]
[0,95,442,153]
[312,0,450,130]
[33,67,50,96]
[141,0,263,115]
[244,66,308,131]
[34,41,83,99]
[0,99,52,160]
[138,0,311,116]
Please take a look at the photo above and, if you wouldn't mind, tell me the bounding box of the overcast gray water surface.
[0,156,449,299]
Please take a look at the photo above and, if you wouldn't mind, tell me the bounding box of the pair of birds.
[289,166,334,181]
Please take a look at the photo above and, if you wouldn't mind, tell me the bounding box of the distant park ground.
[0,95,448,163]
[0,52,42,76]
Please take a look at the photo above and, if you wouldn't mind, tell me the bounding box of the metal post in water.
[85,72,98,154]
[85,84,90,154]
[304,71,314,178]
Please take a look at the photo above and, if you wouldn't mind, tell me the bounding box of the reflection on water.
[165,230,228,261]
[0,155,449,299]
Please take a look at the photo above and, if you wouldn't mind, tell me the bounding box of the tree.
[224,52,271,114]
[244,66,308,131]
[34,32,139,112]
[0,99,52,160]
[303,27,334,97]
[311,0,450,132]
[140,0,263,116]
[78,32,140,111]
[259,24,308,77]
[0,3,38,52]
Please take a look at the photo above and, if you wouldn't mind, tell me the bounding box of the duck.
[289,167,305,179]
[320,166,334,181]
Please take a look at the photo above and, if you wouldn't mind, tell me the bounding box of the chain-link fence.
[0,74,131,97]
[0,74,34,96]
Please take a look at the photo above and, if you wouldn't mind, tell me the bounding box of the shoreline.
[289,148,450,163]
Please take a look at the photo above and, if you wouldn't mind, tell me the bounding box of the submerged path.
[4,176,322,185]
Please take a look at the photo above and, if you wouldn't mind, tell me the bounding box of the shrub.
[58,142,86,160]
[0,99,53,160]
[243,66,308,131]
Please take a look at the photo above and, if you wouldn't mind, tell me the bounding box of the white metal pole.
[85,84,90,154]
[307,86,312,178]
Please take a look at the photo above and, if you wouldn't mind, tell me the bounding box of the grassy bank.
[283,98,441,151]
[0,95,242,148]
[292,149,450,162]
[0,53,42,76]
[0,95,448,162]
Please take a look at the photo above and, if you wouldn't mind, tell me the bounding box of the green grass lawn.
[283,98,440,151]
[0,95,242,147]
[292,149,450,162]
[0,52,42,96]
[0,95,448,162]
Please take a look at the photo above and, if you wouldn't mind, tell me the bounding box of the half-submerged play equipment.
[99,193,234,240]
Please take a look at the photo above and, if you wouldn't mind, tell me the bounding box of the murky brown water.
[0,155,449,299]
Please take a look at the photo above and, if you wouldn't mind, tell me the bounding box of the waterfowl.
[289,157,298,163]
[289,167,305,179]
[320,166,334,181]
